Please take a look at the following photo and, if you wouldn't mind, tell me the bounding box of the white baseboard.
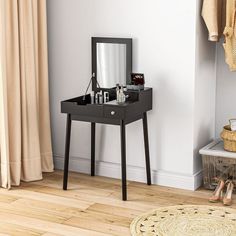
[54,155,203,191]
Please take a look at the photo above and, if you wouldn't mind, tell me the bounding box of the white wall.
[215,43,236,137]
[193,1,216,174]
[47,0,201,190]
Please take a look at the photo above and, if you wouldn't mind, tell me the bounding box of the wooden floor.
[0,171,235,236]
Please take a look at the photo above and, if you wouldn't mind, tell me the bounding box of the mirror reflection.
[96,43,126,88]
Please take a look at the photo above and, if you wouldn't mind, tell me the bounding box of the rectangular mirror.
[92,37,132,90]
[97,43,126,88]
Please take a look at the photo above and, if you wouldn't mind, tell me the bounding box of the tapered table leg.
[63,114,72,190]
[143,112,151,185]
[91,122,96,176]
[120,120,127,201]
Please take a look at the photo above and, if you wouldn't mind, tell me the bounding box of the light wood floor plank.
[88,203,143,218]
[0,223,44,236]
[0,201,71,224]
[64,216,130,236]
[0,188,93,210]
[0,170,235,236]
[0,194,19,204]
[0,212,109,236]
[20,184,156,211]
[41,233,61,236]
[12,198,86,217]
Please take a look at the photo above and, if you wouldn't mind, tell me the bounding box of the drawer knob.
[111,111,115,115]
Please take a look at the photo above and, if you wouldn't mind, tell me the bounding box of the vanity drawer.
[103,106,125,119]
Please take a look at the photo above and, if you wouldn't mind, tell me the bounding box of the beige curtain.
[0,0,54,188]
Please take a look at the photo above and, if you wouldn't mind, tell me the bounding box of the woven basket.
[221,125,236,152]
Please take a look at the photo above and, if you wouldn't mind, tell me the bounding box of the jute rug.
[130,205,236,236]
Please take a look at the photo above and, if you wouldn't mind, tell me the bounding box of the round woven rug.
[130,205,236,236]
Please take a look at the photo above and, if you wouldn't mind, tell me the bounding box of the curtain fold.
[0,0,54,188]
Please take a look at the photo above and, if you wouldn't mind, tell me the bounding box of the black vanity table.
[61,37,153,201]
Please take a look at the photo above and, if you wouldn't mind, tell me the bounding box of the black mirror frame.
[91,37,132,91]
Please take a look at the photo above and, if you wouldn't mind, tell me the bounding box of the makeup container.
[104,92,109,103]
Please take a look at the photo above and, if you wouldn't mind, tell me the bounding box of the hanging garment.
[202,0,226,41]
[0,0,54,188]
[223,0,236,71]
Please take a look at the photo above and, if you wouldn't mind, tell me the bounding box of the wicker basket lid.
[199,140,236,158]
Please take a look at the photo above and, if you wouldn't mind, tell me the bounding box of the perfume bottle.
[117,85,126,104]
[90,91,94,104]
[116,83,120,102]
[99,91,103,104]
[95,93,99,104]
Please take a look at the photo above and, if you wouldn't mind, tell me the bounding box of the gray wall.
[193,0,216,174]
[215,42,236,137]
